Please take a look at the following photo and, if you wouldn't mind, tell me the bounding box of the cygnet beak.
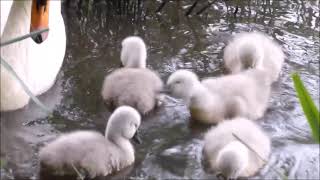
[119,63,124,68]
[216,172,227,180]
[132,130,142,144]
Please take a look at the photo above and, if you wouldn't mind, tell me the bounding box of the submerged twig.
[232,133,267,162]
[196,0,218,15]
[71,163,85,180]
[185,0,200,16]
[233,0,239,16]
[156,0,169,13]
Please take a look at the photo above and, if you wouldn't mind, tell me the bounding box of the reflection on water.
[1,0,319,179]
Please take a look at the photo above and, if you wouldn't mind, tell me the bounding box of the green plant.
[0,159,6,168]
[292,73,320,143]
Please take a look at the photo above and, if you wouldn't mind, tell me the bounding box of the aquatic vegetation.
[0,159,5,168]
[292,73,320,143]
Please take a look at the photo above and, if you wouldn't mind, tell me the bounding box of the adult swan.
[1,0,66,111]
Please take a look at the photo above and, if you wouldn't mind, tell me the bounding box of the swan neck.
[1,1,32,41]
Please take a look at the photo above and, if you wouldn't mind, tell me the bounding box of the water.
[1,0,319,179]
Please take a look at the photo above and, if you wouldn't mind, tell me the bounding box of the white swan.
[39,106,141,178]
[101,36,163,115]
[223,32,285,82]
[166,69,271,124]
[1,0,66,111]
[203,117,271,179]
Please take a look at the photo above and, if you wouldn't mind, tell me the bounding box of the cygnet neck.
[190,83,216,105]
[107,133,133,152]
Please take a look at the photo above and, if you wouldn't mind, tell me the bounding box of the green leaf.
[292,73,320,143]
[0,159,6,168]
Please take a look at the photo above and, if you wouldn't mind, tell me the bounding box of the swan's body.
[223,32,284,82]
[0,1,13,36]
[203,117,271,179]
[0,0,66,111]
[39,106,141,178]
[166,69,270,124]
[102,36,163,114]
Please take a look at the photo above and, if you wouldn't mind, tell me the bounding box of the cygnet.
[101,36,164,114]
[39,106,141,178]
[166,69,271,124]
[223,32,285,82]
[203,117,271,179]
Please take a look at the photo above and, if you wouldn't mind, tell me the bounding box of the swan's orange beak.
[30,0,49,44]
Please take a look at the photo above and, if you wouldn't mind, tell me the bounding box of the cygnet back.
[203,117,271,178]
[224,32,285,82]
[201,69,271,121]
[39,106,141,178]
[101,68,163,114]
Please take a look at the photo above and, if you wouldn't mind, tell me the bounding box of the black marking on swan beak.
[36,0,48,11]
[32,33,43,44]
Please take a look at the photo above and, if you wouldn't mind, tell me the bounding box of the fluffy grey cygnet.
[166,69,271,124]
[101,36,163,115]
[203,117,271,179]
[224,32,285,83]
[39,106,141,178]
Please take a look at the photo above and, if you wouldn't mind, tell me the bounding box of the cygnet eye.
[175,80,181,84]
[131,122,138,129]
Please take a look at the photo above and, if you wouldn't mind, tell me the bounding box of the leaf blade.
[292,73,320,143]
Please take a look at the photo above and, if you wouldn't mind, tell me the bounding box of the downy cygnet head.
[120,36,147,68]
[105,106,141,143]
[166,70,200,102]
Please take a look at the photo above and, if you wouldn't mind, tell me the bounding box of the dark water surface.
[1,0,319,179]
